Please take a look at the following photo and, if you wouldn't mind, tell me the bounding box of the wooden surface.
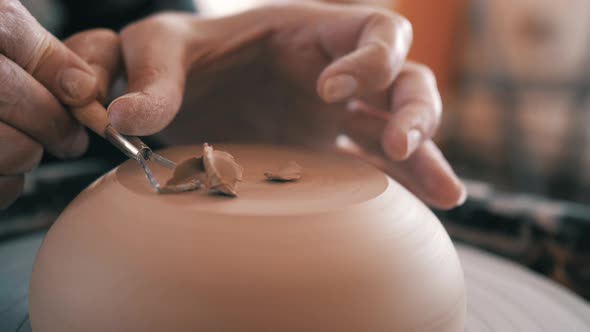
[1,233,589,331]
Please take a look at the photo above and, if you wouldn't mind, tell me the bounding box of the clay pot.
[29,145,465,331]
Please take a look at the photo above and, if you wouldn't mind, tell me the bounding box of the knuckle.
[364,41,395,82]
[371,9,412,33]
[0,0,24,51]
[399,62,440,117]
[408,62,437,87]
[0,0,58,74]
[0,0,21,16]
[361,11,414,84]
[368,10,413,46]
[25,31,56,74]
[386,12,413,44]
[394,15,413,42]
[409,63,441,119]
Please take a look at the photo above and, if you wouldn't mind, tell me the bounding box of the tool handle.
[70,100,111,137]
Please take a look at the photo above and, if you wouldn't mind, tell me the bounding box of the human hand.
[108,2,466,209]
[0,0,117,209]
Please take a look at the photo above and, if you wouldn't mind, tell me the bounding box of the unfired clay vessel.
[29,145,466,332]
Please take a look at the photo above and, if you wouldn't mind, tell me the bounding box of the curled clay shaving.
[264,161,302,182]
[202,143,244,196]
[161,157,206,194]
[162,144,243,196]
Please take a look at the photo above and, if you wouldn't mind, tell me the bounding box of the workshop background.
[4,0,589,299]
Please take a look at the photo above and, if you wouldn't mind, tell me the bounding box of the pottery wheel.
[458,245,590,331]
[2,234,589,331]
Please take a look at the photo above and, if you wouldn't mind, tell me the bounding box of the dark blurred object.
[58,0,195,37]
[437,179,590,300]
[0,159,110,240]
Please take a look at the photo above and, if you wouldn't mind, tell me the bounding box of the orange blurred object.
[395,0,465,94]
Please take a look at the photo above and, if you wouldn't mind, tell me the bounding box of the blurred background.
[396,0,590,300]
[5,0,589,299]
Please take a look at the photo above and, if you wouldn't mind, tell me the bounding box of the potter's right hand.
[0,0,118,209]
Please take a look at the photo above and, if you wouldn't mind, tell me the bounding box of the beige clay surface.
[29,144,466,332]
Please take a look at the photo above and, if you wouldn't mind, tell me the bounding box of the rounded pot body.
[30,145,465,332]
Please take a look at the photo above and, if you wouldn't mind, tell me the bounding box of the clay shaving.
[264,161,302,182]
[162,143,243,196]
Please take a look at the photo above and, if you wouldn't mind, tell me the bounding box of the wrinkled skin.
[0,0,106,208]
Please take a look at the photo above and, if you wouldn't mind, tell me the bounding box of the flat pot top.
[116,144,389,216]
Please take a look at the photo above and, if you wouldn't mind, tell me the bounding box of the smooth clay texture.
[29,144,466,332]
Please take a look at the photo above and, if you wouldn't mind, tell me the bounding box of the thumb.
[0,0,98,106]
[107,15,189,136]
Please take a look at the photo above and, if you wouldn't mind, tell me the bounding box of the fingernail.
[406,129,422,157]
[323,74,358,102]
[59,68,97,103]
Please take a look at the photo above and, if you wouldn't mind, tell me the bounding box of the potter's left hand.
[107,2,466,209]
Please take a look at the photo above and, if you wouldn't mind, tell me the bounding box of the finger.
[384,141,466,210]
[339,136,466,210]
[317,10,412,102]
[107,16,189,135]
[341,110,465,209]
[63,29,121,103]
[0,175,24,210]
[0,0,98,106]
[0,54,88,158]
[0,122,43,175]
[383,62,442,160]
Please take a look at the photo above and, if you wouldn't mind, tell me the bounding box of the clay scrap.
[264,161,302,182]
[201,143,244,196]
[162,143,243,196]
